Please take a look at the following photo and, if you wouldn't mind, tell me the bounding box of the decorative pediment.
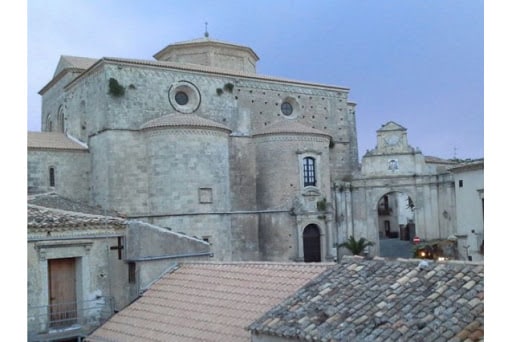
[377,121,407,133]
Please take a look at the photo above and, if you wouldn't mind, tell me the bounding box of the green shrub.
[223,82,234,93]
[316,198,327,211]
[108,78,125,97]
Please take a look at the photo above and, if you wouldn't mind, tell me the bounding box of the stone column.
[343,182,354,238]
[325,213,335,261]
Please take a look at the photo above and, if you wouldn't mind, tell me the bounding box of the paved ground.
[379,238,415,259]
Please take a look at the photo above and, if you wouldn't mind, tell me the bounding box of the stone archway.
[303,224,321,262]
[377,191,415,258]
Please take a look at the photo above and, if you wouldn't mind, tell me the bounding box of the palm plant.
[337,235,375,256]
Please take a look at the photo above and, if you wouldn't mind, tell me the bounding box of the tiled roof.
[448,159,484,172]
[28,192,122,217]
[424,155,459,165]
[28,203,126,230]
[65,56,350,92]
[253,120,332,138]
[56,55,98,75]
[249,256,484,342]
[85,262,333,342]
[154,37,260,61]
[140,114,231,132]
[27,132,88,151]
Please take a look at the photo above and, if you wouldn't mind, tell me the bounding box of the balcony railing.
[28,297,115,341]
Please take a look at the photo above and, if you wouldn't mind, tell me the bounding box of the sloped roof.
[28,192,121,217]
[424,155,458,165]
[253,120,332,138]
[448,159,484,172]
[54,55,98,76]
[85,262,333,342]
[140,113,231,132]
[249,256,484,342]
[27,132,88,151]
[28,201,126,229]
[64,56,349,93]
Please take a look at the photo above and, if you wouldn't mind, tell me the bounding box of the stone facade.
[29,36,480,262]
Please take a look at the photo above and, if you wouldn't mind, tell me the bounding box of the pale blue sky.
[27,0,484,160]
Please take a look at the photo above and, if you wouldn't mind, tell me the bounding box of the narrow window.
[303,157,316,187]
[128,262,136,284]
[57,106,65,132]
[49,167,55,187]
[459,180,463,188]
[47,116,53,132]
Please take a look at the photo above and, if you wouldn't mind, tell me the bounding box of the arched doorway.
[303,224,321,262]
[377,191,415,258]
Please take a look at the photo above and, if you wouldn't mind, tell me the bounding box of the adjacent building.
[27,193,211,341]
[448,160,484,261]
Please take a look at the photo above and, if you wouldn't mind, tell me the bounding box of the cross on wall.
[110,236,124,260]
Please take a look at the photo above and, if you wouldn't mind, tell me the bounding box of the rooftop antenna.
[204,21,209,38]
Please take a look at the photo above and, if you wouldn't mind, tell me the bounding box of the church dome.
[153,37,259,74]
[140,114,231,133]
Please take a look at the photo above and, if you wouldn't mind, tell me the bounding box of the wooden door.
[48,258,77,327]
[303,224,321,262]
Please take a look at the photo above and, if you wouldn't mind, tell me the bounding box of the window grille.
[303,157,316,186]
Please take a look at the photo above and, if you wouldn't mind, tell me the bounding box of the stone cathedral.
[28,35,475,262]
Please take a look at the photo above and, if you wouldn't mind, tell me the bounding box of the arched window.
[303,224,321,262]
[57,106,65,132]
[49,167,55,187]
[46,114,53,132]
[303,157,316,187]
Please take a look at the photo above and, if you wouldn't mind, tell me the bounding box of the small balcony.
[28,297,115,341]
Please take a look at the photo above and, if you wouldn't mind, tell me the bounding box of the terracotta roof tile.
[86,262,333,342]
[28,192,121,216]
[249,256,484,342]
[67,56,349,92]
[140,113,231,132]
[57,55,98,73]
[28,203,126,230]
[27,132,88,151]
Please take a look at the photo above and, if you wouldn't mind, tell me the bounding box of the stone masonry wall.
[255,134,332,210]
[144,127,231,215]
[89,130,149,214]
[28,149,90,203]
[149,215,233,261]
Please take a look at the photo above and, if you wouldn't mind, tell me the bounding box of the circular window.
[281,102,293,116]
[168,81,201,114]
[175,91,189,105]
[280,97,300,119]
